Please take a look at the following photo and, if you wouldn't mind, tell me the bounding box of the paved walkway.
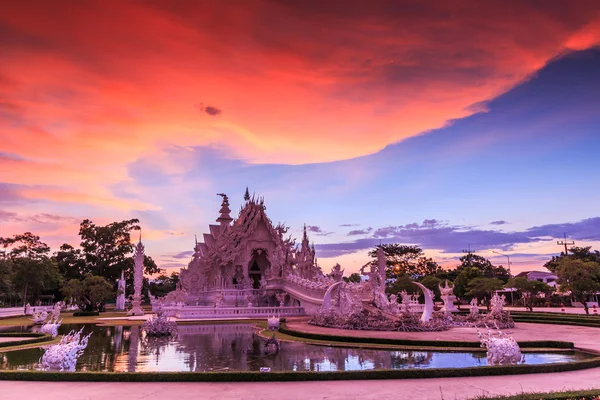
[2,371,600,400]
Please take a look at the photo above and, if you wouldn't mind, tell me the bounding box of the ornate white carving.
[141,307,177,336]
[38,328,92,371]
[470,297,480,317]
[439,280,459,313]
[490,292,506,317]
[267,316,280,331]
[128,237,145,316]
[477,326,523,365]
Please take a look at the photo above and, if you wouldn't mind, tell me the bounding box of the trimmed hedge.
[0,333,53,349]
[278,324,574,349]
[1,355,600,382]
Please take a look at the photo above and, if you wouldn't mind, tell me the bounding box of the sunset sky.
[1,0,600,275]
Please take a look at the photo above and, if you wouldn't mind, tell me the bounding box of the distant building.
[514,271,558,288]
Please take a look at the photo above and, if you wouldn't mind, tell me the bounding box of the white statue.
[490,292,505,316]
[330,263,344,282]
[31,310,48,325]
[40,316,62,338]
[267,316,280,331]
[470,297,480,317]
[128,234,145,316]
[389,294,400,314]
[439,280,459,313]
[477,326,523,365]
[116,270,126,311]
[24,303,31,315]
[38,328,92,371]
[400,290,411,313]
[275,292,286,307]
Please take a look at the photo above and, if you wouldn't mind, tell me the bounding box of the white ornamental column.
[128,235,145,316]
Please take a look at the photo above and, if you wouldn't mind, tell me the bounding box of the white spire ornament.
[128,231,145,316]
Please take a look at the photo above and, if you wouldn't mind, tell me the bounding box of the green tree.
[61,273,114,312]
[453,267,482,299]
[0,233,61,305]
[544,246,600,273]
[385,273,418,295]
[148,272,180,297]
[0,259,15,305]
[556,258,600,315]
[506,277,553,312]
[368,244,442,279]
[455,254,510,282]
[466,277,504,310]
[61,219,159,293]
[343,272,362,283]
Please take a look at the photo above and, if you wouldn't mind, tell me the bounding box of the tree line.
[0,219,178,312]
[345,244,600,314]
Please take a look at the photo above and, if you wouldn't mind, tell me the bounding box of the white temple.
[156,191,336,318]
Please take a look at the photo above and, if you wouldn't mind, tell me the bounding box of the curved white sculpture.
[412,282,434,322]
[39,328,92,371]
[116,270,126,311]
[322,281,344,311]
[477,326,523,365]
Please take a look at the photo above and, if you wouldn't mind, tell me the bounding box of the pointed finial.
[139,229,142,244]
[195,234,198,245]
[244,187,250,201]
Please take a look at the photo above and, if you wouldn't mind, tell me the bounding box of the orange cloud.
[0,0,599,207]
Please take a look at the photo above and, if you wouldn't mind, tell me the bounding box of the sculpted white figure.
[477,326,523,365]
[267,316,280,331]
[31,310,48,325]
[439,280,459,313]
[116,270,126,311]
[490,292,505,316]
[39,328,92,371]
[470,297,480,316]
[40,316,62,338]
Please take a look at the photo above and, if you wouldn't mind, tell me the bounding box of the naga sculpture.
[38,327,92,371]
[412,282,434,322]
[477,325,523,365]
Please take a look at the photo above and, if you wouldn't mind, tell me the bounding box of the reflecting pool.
[0,324,592,372]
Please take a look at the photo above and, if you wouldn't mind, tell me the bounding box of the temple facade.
[165,190,332,316]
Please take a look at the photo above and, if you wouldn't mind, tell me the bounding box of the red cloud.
[0,0,599,205]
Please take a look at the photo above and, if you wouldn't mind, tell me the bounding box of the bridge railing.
[167,305,305,319]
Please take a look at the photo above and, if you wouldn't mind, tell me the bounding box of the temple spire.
[216,193,233,226]
[244,187,250,201]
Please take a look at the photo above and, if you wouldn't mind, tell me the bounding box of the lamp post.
[489,250,513,305]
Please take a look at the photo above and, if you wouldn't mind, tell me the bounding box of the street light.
[489,250,511,276]
[490,250,514,306]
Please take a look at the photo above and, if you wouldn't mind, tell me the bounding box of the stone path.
[2,371,600,400]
